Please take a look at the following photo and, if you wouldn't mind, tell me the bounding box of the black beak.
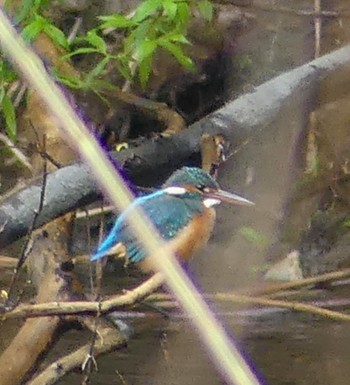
[206,189,254,206]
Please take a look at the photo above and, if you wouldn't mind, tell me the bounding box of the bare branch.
[28,319,127,385]
[2,44,350,248]
[3,273,164,319]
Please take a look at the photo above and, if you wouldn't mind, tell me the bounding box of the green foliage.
[6,0,51,23]
[1,92,16,140]
[1,0,68,141]
[0,0,213,140]
[343,218,350,228]
[198,0,213,21]
[78,0,213,88]
[0,59,18,140]
[22,14,69,49]
[238,226,269,250]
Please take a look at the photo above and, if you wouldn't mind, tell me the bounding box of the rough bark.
[0,266,64,385]
[1,44,350,249]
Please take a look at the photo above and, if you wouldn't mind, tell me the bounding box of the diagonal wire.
[0,9,261,385]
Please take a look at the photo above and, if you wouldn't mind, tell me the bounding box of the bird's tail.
[91,241,125,261]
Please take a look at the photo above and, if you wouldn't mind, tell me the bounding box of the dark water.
[2,271,350,385]
[2,0,349,384]
[51,293,350,385]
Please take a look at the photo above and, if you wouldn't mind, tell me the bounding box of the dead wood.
[200,133,228,177]
[244,268,350,296]
[28,318,128,385]
[3,273,164,319]
[5,270,350,326]
[0,205,81,385]
[104,88,186,137]
[0,32,80,379]
[0,265,66,385]
[1,44,350,249]
[0,256,17,269]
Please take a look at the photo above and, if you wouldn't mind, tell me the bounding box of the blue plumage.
[91,188,203,263]
[91,166,253,268]
[163,166,219,190]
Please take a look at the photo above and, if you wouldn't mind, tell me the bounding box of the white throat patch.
[164,186,186,195]
[203,198,221,208]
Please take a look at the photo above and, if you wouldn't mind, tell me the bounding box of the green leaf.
[138,54,153,88]
[158,39,195,71]
[162,0,177,19]
[21,16,45,41]
[98,14,136,29]
[62,47,100,59]
[0,88,5,104]
[34,0,50,9]
[89,79,118,93]
[84,30,107,54]
[176,2,190,31]
[116,54,132,80]
[116,62,132,81]
[162,32,190,44]
[238,227,269,249]
[44,23,69,49]
[132,18,153,47]
[120,32,135,57]
[135,39,157,61]
[133,0,162,23]
[197,0,213,21]
[0,61,17,83]
[2,94,16,141]
[84,56,110,87]
[56,73,85,89]
[13,0,35,23]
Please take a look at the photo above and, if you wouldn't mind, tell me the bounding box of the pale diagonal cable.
[0,9,260,385]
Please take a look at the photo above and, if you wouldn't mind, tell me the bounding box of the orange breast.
[169,207,216,260]
[138,207,216,272]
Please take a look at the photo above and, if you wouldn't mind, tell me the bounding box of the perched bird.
[91,167,254,271]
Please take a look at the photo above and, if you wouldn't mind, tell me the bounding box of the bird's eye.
[196,184,210,193]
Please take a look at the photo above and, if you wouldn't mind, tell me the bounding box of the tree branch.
[28,318,128,385]
[1,44,350,248]
[3,273,165,319]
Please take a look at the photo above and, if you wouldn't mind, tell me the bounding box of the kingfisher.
[91,167,254,272]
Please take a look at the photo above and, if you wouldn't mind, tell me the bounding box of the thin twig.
[67,16,82,44]
[81,313,100,383]
[29,121,63,169]
[314,0,321,58]
[7,135,48,300]
[3,272,165,319]
[75,204,114,219]
[7,80,27,107]
[145,291,350,322]
[245,268,350,297]
[0,133,32,172]
[4,269,350,319]
[5,274,350,324]
[213,293,350,322]
[251,3,348,18]
[95,201,106,296]
[13,82,26,107]
[37,150,62,169]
